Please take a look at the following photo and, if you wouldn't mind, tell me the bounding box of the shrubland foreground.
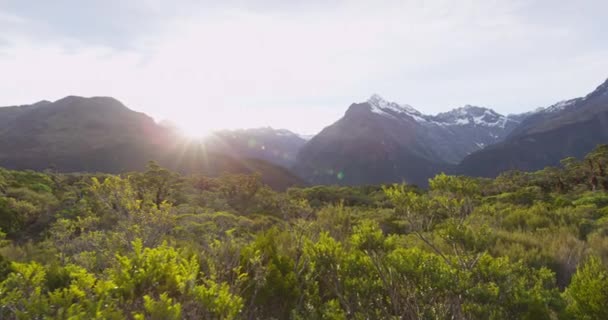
[1,145,608,319]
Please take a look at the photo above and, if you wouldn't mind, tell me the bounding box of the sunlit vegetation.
[1,145,608,319]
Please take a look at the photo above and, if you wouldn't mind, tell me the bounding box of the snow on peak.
[542,98,579,113]
[579,79,608,101]
[462,104,478,110]
[533,107,545,113]
[367,94,422,116]
[600,79,608,90]
[363,96,515,129]
[589,78,608,97]
[432,105,510,127]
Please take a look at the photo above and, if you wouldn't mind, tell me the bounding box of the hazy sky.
[1,0,607,134]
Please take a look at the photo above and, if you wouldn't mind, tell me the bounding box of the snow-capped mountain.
[541,98,582,114]
[367,94,425,119]
[362,95,524,163]
[294,95,527,186]
[459,77,608,177]
[366,95,520,129]
[431,105,516,128]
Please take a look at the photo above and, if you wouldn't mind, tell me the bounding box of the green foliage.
[135,293,182,320]
[572,191,608,208]
[0,146,608,318]
[190,280,243,320]
[131,161,183,209]
[563,256,608,319]
[110,239,198,300]
[0,255,11,281]
[464,254,562,320]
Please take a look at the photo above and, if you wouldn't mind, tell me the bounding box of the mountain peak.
[50,96,131,114]
[367,93,386,104]
[436,105,498,118]
[598,77,608,90]
[366,94,421,116]
[460,105,495,114]
[433,105,508,127]
[585,77,608,100]
[54,95,124,105]
[32,100,52,107]
[54,95,87,104]
[541,98,581,113]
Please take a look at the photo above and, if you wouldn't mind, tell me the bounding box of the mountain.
[0,96,168,173]
[458,78,608,177]
[0,96,305,189]
[7,77,605,189]
[297,134,316,141]
[0,100,51,127]
[203,127,307,168]
[426,104,523,163]
[294,95,525,186]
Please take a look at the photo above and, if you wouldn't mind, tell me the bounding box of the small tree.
[564,256,608,319]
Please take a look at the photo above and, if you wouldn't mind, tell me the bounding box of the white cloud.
[1,0,607,134]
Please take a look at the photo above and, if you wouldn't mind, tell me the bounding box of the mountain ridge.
[295,77,608,186]
[458,77,608,177]
[3,77,608,188]
[293,95,526,186]
[0,97,306,190]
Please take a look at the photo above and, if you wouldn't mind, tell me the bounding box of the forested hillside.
[1,146,608,319]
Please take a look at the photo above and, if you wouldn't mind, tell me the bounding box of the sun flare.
[179,123,214,138]
[176,117,227,139]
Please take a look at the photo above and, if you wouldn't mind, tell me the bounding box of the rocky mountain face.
[0,96,305,189]
[458,78,608,177]
[294,95,525,186]
[425,104,522,163]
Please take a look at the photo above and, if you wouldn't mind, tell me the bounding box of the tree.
[534,166,566,193]
[131,161,182,209]
[564,256,608,319]
[217,173,263,214]
[585,144,608,191]
[561,157,585,188]
[385,175,489,271]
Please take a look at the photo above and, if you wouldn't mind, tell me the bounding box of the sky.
[1,0,607,135]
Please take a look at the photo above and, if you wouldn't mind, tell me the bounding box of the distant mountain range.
[1,77,607,187]
[293,95,525,185]
[203,127,306,168]
[457,78,608,177]
[0,96,304,190]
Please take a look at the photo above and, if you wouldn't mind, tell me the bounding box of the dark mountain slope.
[294,95,526,186]
[294,102,444,186]
[0,96,167,172]
[0,97,305,189]
[0,100,51,127]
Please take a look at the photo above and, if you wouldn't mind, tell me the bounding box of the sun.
[176,117,228,139]
[179,123,213,139]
